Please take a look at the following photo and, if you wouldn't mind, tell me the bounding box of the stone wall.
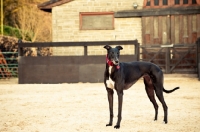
[51,0,142,56]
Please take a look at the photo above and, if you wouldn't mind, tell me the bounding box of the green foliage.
[1,25,22,39]
[2,0,52,42]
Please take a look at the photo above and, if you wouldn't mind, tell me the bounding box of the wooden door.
[142,14,200,45]
[141,14,199,73]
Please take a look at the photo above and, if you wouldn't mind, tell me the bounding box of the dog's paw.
[114,125,120,129]
[163,121,167,124]
[106,123,112,126]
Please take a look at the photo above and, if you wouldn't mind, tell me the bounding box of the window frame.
[79,12,115,30]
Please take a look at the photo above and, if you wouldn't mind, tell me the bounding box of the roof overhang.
[38,0,73,13]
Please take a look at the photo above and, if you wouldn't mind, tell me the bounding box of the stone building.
[38,0,200,56]
[38,0,143,55]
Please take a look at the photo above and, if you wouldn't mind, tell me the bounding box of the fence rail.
[0,52,18,79]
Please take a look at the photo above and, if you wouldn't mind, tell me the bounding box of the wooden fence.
[18,40,139,84]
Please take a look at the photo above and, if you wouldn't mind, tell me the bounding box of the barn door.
[141,0,200,73]
[142,15,199,73]
[115,0,199,73]
[142,14,200,45]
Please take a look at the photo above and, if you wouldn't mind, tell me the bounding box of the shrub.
[0,25,22,39]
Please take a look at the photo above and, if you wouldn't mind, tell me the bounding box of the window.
[79,12,114,30]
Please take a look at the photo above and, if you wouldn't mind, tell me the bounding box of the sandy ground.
[0,77,200,132]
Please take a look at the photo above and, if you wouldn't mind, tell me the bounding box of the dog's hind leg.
[106,88,114,126]
[143,75,158,121]
[154,84,168,124]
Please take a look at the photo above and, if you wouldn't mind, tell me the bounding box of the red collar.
[106,55,120,69]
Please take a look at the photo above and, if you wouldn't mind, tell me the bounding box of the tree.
[14,0,52,42]
[1,0,51,42]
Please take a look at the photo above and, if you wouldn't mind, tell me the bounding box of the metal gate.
[0,51,18,78]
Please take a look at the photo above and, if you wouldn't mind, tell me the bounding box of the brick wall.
[52,0,142,56]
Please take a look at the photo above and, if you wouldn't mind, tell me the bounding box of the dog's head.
[104,45,123,66]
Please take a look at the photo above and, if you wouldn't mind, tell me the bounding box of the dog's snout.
[115,60,119,64]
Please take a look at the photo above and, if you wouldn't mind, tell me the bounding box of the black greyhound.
[104,45,179,129]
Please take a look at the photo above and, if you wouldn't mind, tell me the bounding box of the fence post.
[135,40,139,61]
[18,39,23,56]
[84,46,87,56]
[165,47,170,73]
[196,38,200,80]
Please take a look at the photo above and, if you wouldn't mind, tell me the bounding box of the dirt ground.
[0,76,200,132]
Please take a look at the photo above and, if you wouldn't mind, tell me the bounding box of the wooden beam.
[18,40,139,48]
[115,6,200,18]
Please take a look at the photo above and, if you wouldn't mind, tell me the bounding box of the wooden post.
[1,0,3,35]
[165,47,170,73]
[18,39,23,56]
[84,46,87,56]
[135,40,140,61]
[197,38,200,80]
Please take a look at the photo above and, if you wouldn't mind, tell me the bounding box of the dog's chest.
[106,66,115,89]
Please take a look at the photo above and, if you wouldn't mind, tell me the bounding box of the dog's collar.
[106,54,120,69]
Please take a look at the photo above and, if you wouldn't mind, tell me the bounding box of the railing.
[0,52,18,79]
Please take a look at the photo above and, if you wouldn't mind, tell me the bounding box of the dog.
[104,45,179,129]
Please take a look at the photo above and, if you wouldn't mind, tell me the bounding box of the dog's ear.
[104,45,111,50]
[116,46,123,50]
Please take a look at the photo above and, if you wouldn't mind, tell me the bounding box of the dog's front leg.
[114,90,123,129]
[106,88,114,126]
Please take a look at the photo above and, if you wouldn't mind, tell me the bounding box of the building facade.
[38,0,143,55]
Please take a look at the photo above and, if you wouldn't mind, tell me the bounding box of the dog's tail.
[163,87,179,93]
